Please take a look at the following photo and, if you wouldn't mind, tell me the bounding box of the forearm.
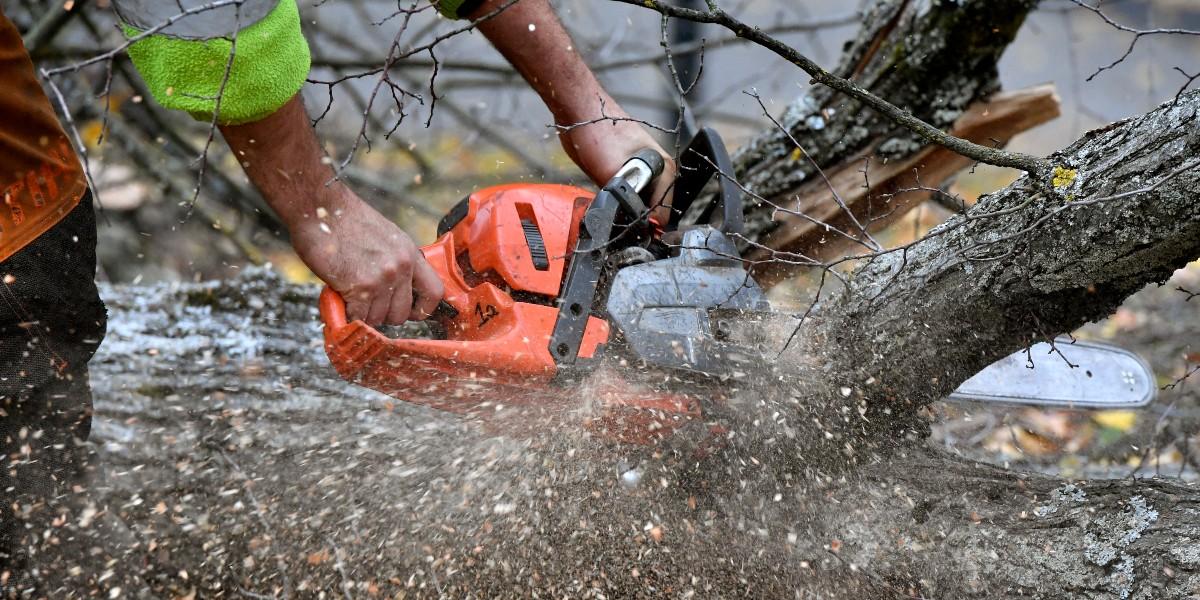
[474,0,628,127]
[219,93,443,323]
[120,1,443,324]
[219,94,348,232]
[470,0,672,207]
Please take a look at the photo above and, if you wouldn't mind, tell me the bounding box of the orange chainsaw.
[319,128,758,443]
[318,129,1156,445]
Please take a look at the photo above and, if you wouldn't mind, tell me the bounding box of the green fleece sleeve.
[123,0,310,125]
[435,0,485,19]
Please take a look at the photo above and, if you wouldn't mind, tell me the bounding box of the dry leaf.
[1093,410,1137,432]
[1012,427,1059,456]
[649,525,663,543]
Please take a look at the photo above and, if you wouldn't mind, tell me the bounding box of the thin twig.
[615,0,1051,176]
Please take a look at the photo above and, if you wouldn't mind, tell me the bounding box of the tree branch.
[614,0,1052,177]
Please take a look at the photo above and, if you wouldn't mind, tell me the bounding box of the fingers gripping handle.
[319,286,457,334]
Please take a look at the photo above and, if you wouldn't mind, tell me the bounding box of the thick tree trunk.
[820,91,1200,411]
[732,0,1045,275]
[788,445,1200,599]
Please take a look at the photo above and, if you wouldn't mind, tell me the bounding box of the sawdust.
[86,266,892,598]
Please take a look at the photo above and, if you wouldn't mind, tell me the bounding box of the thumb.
[343,289,373,323]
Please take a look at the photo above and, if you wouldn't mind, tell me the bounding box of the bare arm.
[471,0,675,211]
[219,95,443,325]
[215,1,669,329]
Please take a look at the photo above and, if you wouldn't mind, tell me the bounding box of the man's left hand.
[559,119,676,222]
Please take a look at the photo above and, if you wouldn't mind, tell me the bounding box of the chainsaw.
[319,128,1155,444]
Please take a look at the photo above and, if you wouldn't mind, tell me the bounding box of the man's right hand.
[289,190,444,326]
[218,95,443,326]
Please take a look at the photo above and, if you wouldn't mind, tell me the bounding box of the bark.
[819,91,1200,412]
[786,445,1200,600]
[733,0,1040,256]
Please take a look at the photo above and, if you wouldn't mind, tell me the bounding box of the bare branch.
[613,0,1052,178]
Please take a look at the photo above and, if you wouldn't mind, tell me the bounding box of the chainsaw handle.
[622,148,666,194]
[607,148,666,221]
[319,286,458,332]
[320,286,349,332]
[668,127,742,234]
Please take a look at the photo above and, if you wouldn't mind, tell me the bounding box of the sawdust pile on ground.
[87,267,900,597]
[80,266,1199,597]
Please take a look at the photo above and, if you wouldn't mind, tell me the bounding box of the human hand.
[559,119,676,221]
[289,190,443,326]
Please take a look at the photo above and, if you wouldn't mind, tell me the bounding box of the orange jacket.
[0,9,87,262]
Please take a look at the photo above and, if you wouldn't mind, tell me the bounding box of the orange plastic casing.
[319,183,709,445]
[319,184,611,413]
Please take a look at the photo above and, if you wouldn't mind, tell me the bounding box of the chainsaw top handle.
[668,127,742,234]
[607,148,666,222]
[616,148,666,195]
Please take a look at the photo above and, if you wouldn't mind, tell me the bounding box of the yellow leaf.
[1093,410,1137,431]
[789,147,804,161]
[268,252,319,284]
[79,120,104,148]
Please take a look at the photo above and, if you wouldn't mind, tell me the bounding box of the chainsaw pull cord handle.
[667,127,743,234]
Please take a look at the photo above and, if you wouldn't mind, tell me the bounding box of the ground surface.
[931,263,1200,480]
[88,265,1200,598]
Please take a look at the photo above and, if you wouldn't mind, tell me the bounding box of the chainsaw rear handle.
[669,127,742,234]
[319,285,458,333]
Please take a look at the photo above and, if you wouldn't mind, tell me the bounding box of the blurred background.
[6,0,1200,478]
[7,0,1197,282]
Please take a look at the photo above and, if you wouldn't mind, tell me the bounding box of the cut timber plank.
[748,84,1061,288]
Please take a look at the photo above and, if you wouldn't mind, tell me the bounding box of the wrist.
[279,182,356,235]
[554,93,631,130]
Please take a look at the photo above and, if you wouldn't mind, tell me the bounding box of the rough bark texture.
[821,91,1200,411]
[734,0,1039,245]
